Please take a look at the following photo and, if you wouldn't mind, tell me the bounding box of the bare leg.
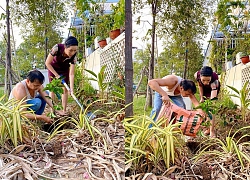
[209,115,216,138]
[203,115,216,138]
[62,87,68,113]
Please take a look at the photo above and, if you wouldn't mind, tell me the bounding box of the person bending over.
[9,70,64,123]
[148,74,199,121]
[194,66,220,138]
[45,36,78,115]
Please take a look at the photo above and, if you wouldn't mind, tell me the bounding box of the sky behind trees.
[0,1,72,47]
[0,1,212,54]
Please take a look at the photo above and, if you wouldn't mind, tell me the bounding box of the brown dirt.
[126,110,250,179]
[0,103,125,179]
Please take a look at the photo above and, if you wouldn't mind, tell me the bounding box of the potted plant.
[95,14,113,48]
[240,52,250,64]
[234,34,250,64]
[109,0,125,40]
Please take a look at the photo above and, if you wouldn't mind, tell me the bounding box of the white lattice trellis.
[242,65,250,99]
[100,33,125,83]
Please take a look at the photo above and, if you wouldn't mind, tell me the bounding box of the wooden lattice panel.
[100,33,125,83]
[242,65,250,99]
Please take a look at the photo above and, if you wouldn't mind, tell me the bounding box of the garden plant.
[0,65,125,179]
[125,85,250,179]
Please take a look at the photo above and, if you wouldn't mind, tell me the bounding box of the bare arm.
[38,86,53,109]
[12,84,52,123]
[45,54,60,78]
[148,75,177,105]
[69,64,75,93]
[188,94,199,108]
[148,79,169,97]
[148,75,177,95]
[194,71,204,102]
[22,112,52,123]
[210,80,219,99]
[198,84,204,101]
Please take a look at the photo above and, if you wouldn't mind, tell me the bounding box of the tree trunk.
[183,40,188,79]
[44,30,48,69]
[10,20,21,81]
[146,1,157,109]
[5,0,12,97]
[133,66,146,97]
[155,34,160,78]
[0,58,19,83]
[44,0,48,69]
[125,0,133,117]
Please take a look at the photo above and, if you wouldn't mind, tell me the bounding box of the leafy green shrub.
[227,81,250,121]
[195,98,218,121]
[0,96,35,147]
[125,115,185,172]
[74,64,84,91]
[75,78,97,106]
[73,65,97,106]
[46,100,117,149]
[43,78,64,117]
[216,89,240,126]
[43,78,63,100]
[111,0,125,30]
[194,126,250,169]
[218,89,238,109]
[111,85,125,108]
[85,65,108,99]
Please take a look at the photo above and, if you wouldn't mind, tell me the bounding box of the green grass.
[133,96,152,116]
[0,86,4,98]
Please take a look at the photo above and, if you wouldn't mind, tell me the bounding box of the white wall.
[84,50,101,90]
[183,97,193,110]
[224,63,243,106]
[84,32,125,91]
[38,69,49,88]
